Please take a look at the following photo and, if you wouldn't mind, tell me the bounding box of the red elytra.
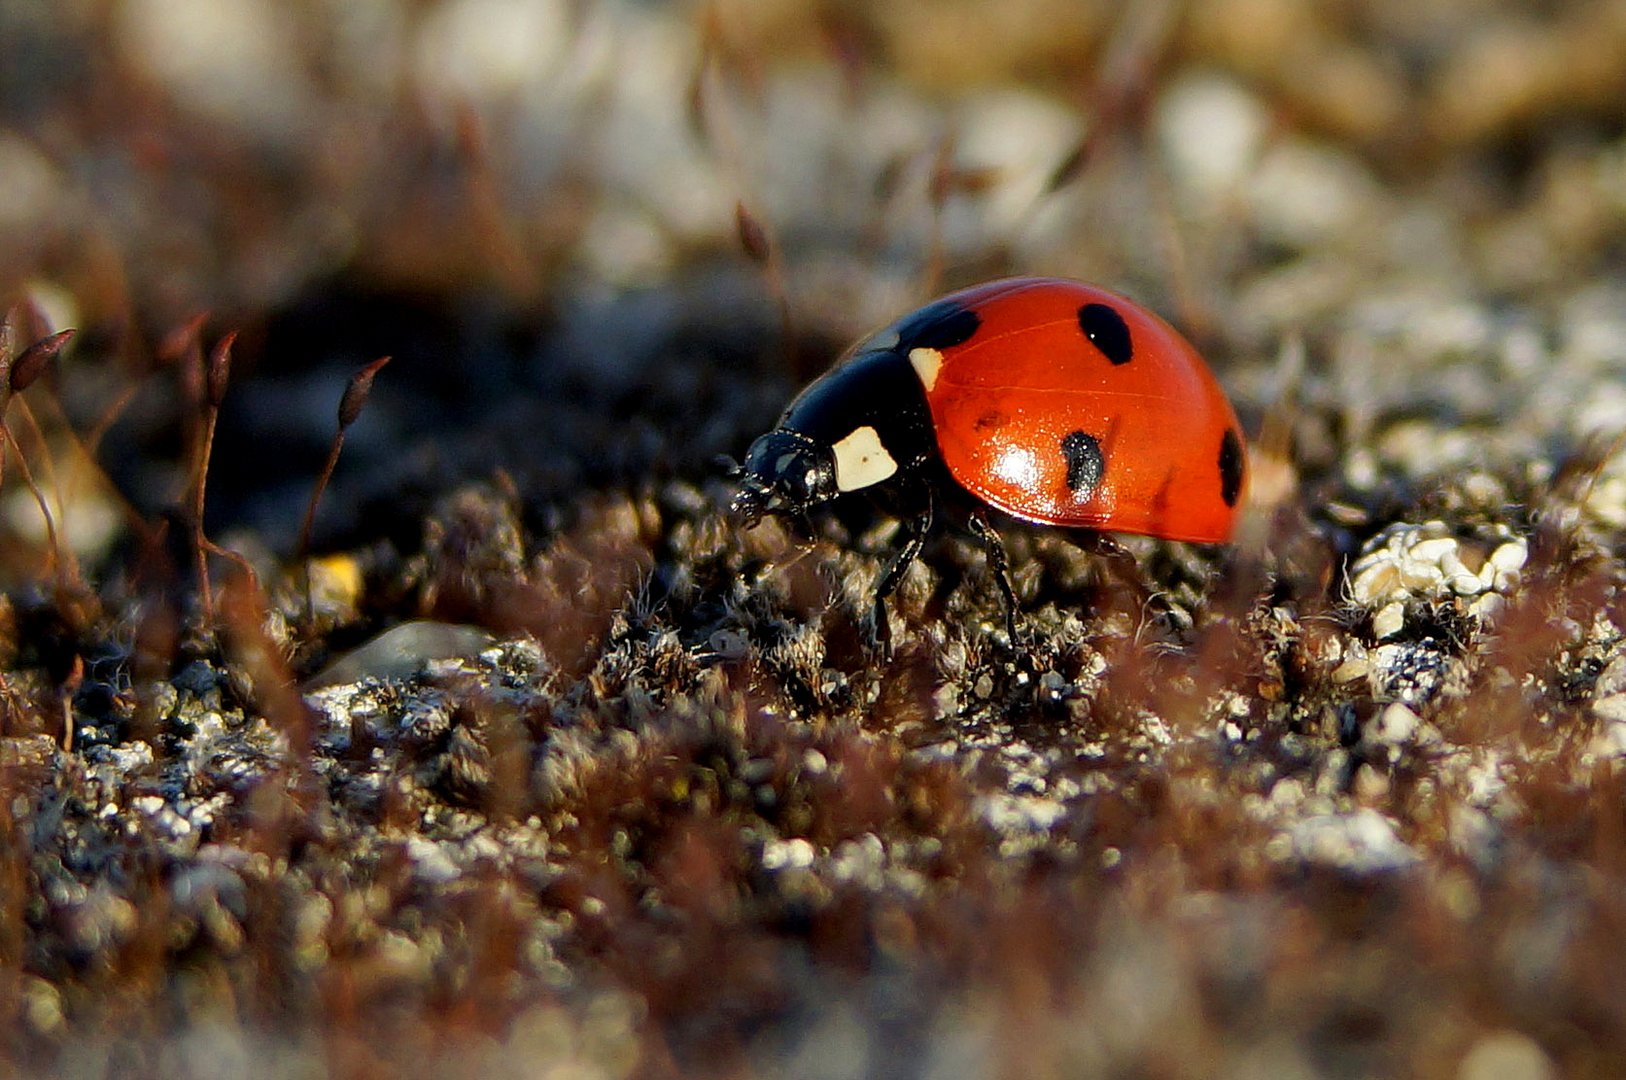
[911,278,1245,543]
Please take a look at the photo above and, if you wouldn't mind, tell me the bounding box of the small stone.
[1038,670,1069,705]
[1487,540,1529,576]
[1372,603,1405,640]
[1350,561,1401,606]
[1332,652,1371,683]
[1371,702,1420,747]
[1398,561,1445,593]
[304,621,497,689]
[1446,572,1484,595]
[1408,537,1459,564]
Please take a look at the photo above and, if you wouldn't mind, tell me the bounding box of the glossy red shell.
[914,278,1245,543]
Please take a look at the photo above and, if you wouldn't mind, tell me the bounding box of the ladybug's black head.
[732,428,838,527]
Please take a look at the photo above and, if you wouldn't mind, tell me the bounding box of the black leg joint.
[869,488,934,659]
[968,510,1021,645]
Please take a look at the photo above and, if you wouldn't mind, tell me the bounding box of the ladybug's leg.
[967,510,1021,644]
[870,487,934,658]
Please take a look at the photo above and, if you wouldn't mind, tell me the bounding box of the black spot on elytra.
[895,299,981,352]
[974,410,1006,431]
[1219,428,1244,507]
[1061,430,1104,496]
[1078,303,1132,365]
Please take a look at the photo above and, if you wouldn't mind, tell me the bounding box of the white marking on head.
[831,425,898,491]
[908,346,943,392]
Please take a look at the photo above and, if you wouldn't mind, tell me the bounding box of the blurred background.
[3,0,1624,583]
[7,3,1626,1077]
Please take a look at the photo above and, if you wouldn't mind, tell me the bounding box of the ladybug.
[732,277,1246,652]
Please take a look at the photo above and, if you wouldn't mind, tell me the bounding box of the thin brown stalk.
[298,434,345,627]
[205,537,260,597]
[300,356,390,623]
[192,416,218,622]
[11,397,84,592]
[81,382,140,459]
[59,654,83,752]
[735,200,796,377]
[689,38,797,376]
[190,332,236,626]
[1,425,63,583]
